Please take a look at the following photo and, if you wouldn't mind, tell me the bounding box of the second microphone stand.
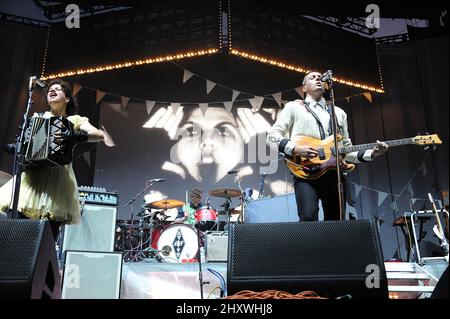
[323,71,345,221]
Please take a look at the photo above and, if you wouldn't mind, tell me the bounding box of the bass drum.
[156,223,199,263]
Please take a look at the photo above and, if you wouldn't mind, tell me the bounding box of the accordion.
[23,116,74,168]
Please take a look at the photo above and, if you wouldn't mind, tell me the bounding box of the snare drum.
[195,207,218,231]
[156,223,199,262]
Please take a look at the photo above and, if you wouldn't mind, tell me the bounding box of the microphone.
[161,245,172,256]
[150,178,166,183]
[206,197,210,209]
[29,76,46,89]
[35,78,47,88]
[320,70,332,82]
[227,170,240,174]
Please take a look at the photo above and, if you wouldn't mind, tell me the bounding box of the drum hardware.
[121,179,167,262]
[146,199,184,210]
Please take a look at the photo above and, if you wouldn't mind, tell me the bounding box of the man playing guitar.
[266,71,388,221]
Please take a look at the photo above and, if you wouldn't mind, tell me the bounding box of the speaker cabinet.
[62,251,122,299]
[227,220,388,299]
[0,219,61,299]
[62,204,117,253]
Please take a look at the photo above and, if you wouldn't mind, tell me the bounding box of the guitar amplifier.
[78,186,119,206]
[205,231,228,262]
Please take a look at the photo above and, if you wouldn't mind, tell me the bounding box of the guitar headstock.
[413,134,442,145]
[428,193,434,204]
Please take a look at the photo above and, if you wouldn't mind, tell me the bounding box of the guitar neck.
[341,138,415,154]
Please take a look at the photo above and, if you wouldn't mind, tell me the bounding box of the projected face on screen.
[171,107,243,183]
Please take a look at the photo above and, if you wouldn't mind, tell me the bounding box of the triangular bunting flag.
[199,103,208,116]
[363,92,373,103]
[121,96,130,109]
[82,151,91,165]
[232,90,239,102]
[377,191,389,207]
[206,80,216,94]
[170,103,181,114]
[294,86,305,98]
[354,183,362,199]
[183,69,194,83]
[390,200,398,211]
[146,101,155,115]
[421,162,427,176]
[73,83,82,96]
[410,197,418,208]
[272,92,282,107]
[96,90,106,104]
[223,101,233,114]
[249,96,264,112]
[407,183,414,196]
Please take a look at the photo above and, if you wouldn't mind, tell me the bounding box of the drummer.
[175,188,204,226]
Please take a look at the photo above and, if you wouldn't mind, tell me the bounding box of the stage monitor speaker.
[227,219,388,299]
[0,219,61,299]
[62,203,117,253]
[62,251,122,299]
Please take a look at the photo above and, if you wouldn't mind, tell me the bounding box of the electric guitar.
[285,134,442,180]
[428,193,449,262]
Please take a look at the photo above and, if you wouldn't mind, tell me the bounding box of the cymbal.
[209,188,241,198]
[0,171,12,188]
[147,199,184,209]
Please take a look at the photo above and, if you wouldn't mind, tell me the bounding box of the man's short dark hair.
[190,188,202,199]
[302,70,322,86]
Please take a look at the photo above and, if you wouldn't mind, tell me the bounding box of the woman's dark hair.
[45,79,78,116]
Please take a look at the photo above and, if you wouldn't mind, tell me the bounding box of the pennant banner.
[363,92,373,103]
[146,100,155,114]
[73,83,82,96]
[406,183,414,196]
[377,191,389,207]
[421,162,428,176]
[96,90,106,104]
[223,101,233,114]
[121,96,130,109]
[183,69,194,83]
[199,103,208,116]
[354,183,362,199]
[390,201,398,212]
[232,90,239,102]
[249,96,264,112]
[272,92,282,107]
[410,197,418,208]
[206,80,216,94]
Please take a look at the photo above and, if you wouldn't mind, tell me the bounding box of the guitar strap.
[301,100,326,140]
[326,105,342,136]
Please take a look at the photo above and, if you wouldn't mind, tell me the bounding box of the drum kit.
[118,188,242,263]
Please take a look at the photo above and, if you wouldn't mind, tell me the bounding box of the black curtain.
[0,21,47,173]
[346,36,449,259]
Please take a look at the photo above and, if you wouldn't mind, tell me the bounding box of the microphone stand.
[9,76,39,219]
[123,180,156,261]
[197,227,209,299]
[323,71,345,221]
[231,172,245,223]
